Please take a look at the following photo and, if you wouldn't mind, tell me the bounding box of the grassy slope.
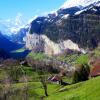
[46,76,100,100]
[11,48,25,53]
[75,54,89,65]
[94,47,100,57]
[28,52,47,60]
[57,54,89,65]
[0,82,59,100]
[0,65,100,100]
[1,76,99,100]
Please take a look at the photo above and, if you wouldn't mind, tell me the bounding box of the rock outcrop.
[24,33,84,55]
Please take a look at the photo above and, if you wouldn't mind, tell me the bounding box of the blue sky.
[0,0,66,21]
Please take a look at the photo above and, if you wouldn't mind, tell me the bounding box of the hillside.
[28,1,100,51]
[43,14,100,49]
[0,69,99,100]
[46,76,100,100]
[0,32,23,52]
[0,0,100,100]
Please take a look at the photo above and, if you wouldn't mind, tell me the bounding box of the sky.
[0,0,66,21]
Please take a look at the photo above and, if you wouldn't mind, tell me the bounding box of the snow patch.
[61,0,100,9]
[75,9,86,15]
[0,13,27,35]
[61,14,69,19]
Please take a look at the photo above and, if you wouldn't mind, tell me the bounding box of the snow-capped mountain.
[61,0,100,9]
[0,31,23,52]
[26,0,100,53]
[10,26,29,43]
[0,0,100,37]
[0,0,100,55]
[0,14,30,43]
[75,1,100,15]
[0,13,27,36]
[29,0,100,36]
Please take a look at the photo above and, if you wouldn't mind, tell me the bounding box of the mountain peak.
[61,0,100,9]
[0,14,27,35]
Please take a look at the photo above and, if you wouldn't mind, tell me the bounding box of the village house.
[48,75,61,84]
[48,70,70,85]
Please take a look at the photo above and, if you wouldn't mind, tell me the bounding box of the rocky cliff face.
[24,33,44,52]
[24,33,85,55]
[28,1,100,50]
[24,0,100,55]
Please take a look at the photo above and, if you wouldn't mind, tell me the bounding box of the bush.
[73,64,90,83]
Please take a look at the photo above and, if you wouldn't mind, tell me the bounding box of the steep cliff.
[24,33,84,55]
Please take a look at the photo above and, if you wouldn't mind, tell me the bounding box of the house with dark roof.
[48,75,61,84]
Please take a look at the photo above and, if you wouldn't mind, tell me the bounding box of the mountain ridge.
[0,0,100,55]
[24,0,100,54]
[0,32,23,52]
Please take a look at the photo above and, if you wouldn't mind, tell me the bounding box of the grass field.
[0,73,99,100]
[57,53,89,66]
[0,64,100,100]
[28,52,47,60]
[11,48,25,53]
[0,50,100,100]
[46,76,100,100]
[75,54,89,65]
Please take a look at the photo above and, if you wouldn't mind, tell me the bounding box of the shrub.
[73,64,90,83]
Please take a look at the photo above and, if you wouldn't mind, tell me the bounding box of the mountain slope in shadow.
[0,32,23,52]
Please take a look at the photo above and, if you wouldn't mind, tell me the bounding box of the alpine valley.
[0,0,100,99]
[0,0,100,57]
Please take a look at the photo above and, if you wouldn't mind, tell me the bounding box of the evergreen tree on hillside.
[73,64,90,83]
